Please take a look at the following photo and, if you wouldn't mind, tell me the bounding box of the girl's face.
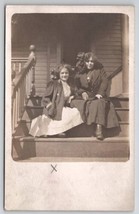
[85,57,94,70]
[60,68,69,82]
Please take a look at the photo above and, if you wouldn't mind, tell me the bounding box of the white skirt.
[29,107,83,137]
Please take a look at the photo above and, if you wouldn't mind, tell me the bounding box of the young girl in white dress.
[29,64,83,137]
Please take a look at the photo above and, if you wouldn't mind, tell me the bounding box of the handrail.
[12,58,35,97]
[12,45,36,133]
[12,57,28,61]
[107,65,122,80]
[12,46,36,97]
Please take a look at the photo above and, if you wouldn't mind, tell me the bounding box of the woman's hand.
[82,92,89,100]
[45,102,52,109]
[95,94,103,99]
[68,95,74,104]
[45,102,56,118]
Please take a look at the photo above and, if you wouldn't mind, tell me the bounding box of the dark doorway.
[60,14,91,66]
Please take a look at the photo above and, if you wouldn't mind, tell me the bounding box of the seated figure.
[29,64,83,137]
[70,52,119,140]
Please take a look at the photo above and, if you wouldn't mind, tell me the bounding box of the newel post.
[29,44,36,96]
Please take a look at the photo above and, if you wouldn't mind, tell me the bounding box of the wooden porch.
[11,13,129,162]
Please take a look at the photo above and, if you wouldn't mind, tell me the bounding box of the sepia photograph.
[11,11,130,162]
[5,5,134,211]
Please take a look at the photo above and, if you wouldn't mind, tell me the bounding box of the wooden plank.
[35,74,47,78]
[96,46,122,50]
[35,62,48,67]
[103,62,122,66]
[35,83,47,87]
[12,137,129,160]
[36,57,47,61]
[98,57,122,62]
[97,40,121,45]
[35,79,47,84]
[35,80,47,84]
[96,50,122,54]
[35,72,48,75]
[12,52,28,58]
[97,55,122,59]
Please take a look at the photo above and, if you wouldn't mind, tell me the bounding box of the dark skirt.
[70,98,119,128]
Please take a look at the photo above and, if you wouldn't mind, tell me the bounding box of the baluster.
[13,91,16,130]
[12,62,16,81]
[13,93,16,130]
[26,72,28,97]
[24,76,28,105]
[16,89,18,125]
[12,96,16,133]
[19,63,22,73]
[13,62,15,71]
[15,90,18,128]
[20,82,22,117]
[21,81,24,114]
[17,88,20,122]
[19,81,22,118]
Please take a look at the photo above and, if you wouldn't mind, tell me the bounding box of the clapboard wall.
[90,14,122,73]
[90,14,123,96]
[12,40,61,96]
[12,14,123,96]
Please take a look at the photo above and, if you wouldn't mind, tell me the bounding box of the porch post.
[122,14,129,97]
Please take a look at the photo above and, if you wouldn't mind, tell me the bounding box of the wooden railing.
[12,45,36,133]
[12,58,28,79]
[107,65,122,80]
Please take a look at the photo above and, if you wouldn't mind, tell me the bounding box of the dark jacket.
[42,80,75,120]
[70,67,109,122]
[70,67,119,128]
[75,68,108,98]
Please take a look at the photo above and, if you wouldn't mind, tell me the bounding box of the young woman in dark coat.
[71,52,119,140]
[29,64,83,137]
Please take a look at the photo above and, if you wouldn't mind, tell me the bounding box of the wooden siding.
[12,41,61,96]
[91,15,122,74]
[110,72,123,96]
[37,42,61,95]
[12,14,123,96]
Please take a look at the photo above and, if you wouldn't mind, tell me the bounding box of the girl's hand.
[82,92,89,100]
[95,94,103,99]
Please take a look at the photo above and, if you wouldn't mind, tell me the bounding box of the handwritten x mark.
[51,164,57,173]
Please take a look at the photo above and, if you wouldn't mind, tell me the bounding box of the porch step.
[14,120,129,137]
[23,105,129,122]
[28,95,129,108]
[66,122,129,137]
[23,95,129,123]
[13,96,129,137]
[12,136,129,162]
[110,96,129,108]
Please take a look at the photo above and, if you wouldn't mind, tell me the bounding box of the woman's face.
[59,67,69,82]
[85,57,94,70]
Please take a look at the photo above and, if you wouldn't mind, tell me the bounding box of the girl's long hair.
[55,63,73,81]
[84,52,103,70]
[75,52,103,74]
